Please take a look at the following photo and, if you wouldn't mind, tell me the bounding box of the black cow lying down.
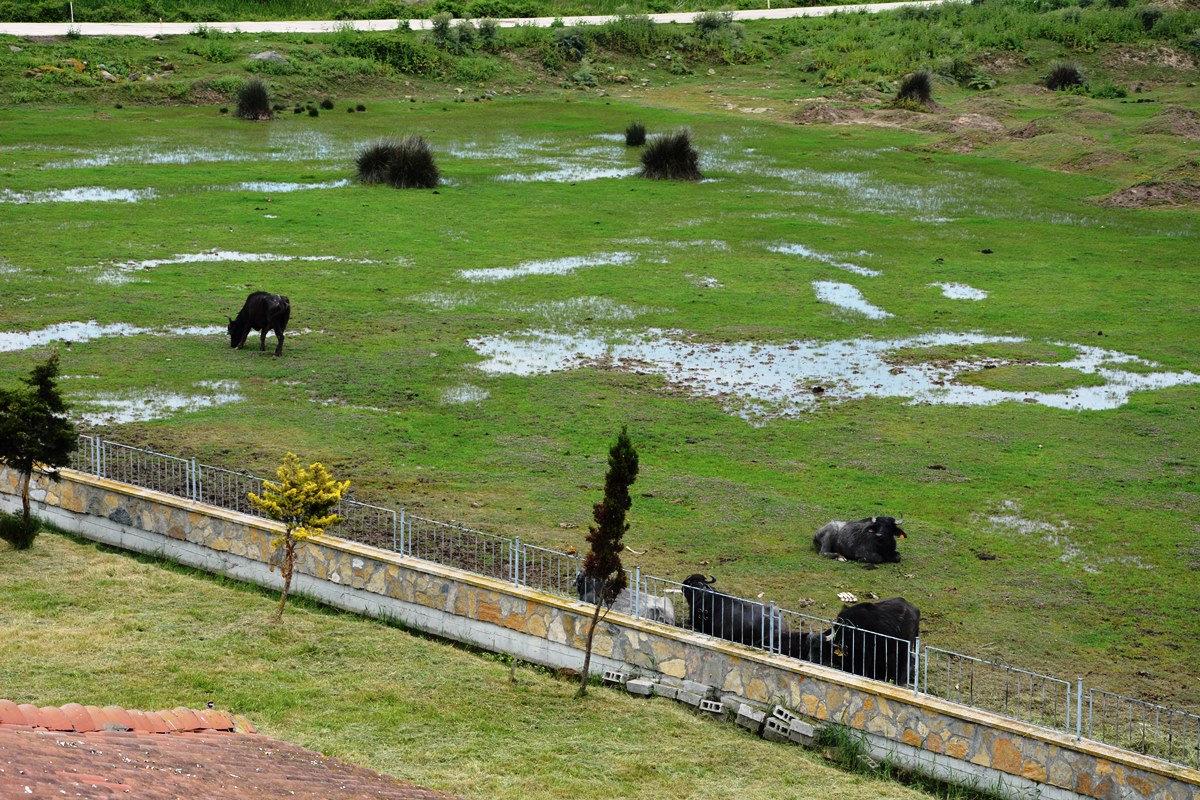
[228,292,290,357]
[813,516,907,564]
[808,597,920,686]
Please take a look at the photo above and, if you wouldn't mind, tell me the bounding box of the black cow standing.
[227,292,290,357]
[812,597,920,686]
[681,574,782,649]
[813,516,907,563]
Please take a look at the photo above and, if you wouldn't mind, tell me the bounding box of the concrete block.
[771,705,799,727]
[762,717,794,744]
[676,690,703,707]
[626,678,655,697]
[698,699,724,716]
[653,684,679,700]
[681,680,713,697]
[602,669,628,686]
[788,721,818,746]
[736,704,766,733]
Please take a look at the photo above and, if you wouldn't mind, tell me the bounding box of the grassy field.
[0,0,1197,733]
[0,530,944,800]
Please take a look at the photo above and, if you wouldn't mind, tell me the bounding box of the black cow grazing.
[575,571,675,624]
[813,516,907,564]
[227,292,290,357]
[819,597,920,686]
[681,574,782,649]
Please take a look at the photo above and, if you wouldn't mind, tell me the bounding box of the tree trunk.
[577,593,606,698]
[274,535,296,622]
[19,469,31,527]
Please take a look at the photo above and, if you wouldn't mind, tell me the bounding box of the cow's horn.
[871,516,877,523]
[824,630,836,642]
[706,575,716,585]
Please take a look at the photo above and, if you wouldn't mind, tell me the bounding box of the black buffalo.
[681,574,782,648]
[815,597,920,686]
[575,571,675,624]
[227,292,290,357]
[813,516,907,564]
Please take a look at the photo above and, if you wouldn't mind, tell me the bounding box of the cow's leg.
[259,328,268,351]
[274,326,284,357]
[890,553,902,563]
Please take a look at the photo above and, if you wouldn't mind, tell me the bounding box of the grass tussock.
[1045,62,1085,90]
[625,121,646,146]
[896,69,934,106]
[0,512,39,551]
[235,77,272,120]
[640,130,702,181]
[356,136,440,189]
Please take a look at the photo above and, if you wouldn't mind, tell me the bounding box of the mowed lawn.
[0,532,935,800]
[0,98,1197,714]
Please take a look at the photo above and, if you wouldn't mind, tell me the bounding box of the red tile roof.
[0,700,462,800]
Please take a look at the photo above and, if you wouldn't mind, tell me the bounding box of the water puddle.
[217,179,351,193]
[0,321,224,352]
[687,274,724,289]
[496,165,638,183]
[931,282,989,300]
[409,291,480,311]
[504,296,653,324]
[985,500,1154,574]
[459,251,635,283]
[812,281,893,319]
[769,243,881,277]
[447,136,637,184]
[0,187,158,204]
[83,249,375,285]
[46,131,347,169]
[75,380,243,425]
[441,384,490,404]
[467,329,1200,420]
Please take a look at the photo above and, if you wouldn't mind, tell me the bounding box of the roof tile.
[37,705,73,731]
[101,705,136,732]
[0,700,23,726]
[16,703,41,727]
[171,707,202,730]
[83,705,107,731]
[61,703,98,732]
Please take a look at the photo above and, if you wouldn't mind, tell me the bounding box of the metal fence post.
[392,510,398,553]
[633,566,641,620]
[98,438,106,479]
[1076,678,1083,740]
[913,637,921,696]
[513,537,521,587]
[768,601,776,654]
[399,509,406,556]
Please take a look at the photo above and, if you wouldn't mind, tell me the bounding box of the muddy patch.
[75,380,243,425]
[812,281,892,318]
[931,282,988,300]
[768,243,880,277]
[459,252,635,283]
[0,187,158,204]
[468,329,1200,421]
[1100,180,1200,208]
[0,321,225,352]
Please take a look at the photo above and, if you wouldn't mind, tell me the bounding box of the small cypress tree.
[0,352,77,549]
[248,453,350,621]
[577,426,639,697]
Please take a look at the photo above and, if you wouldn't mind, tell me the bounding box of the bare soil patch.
[1064,149,1132,173]
[1139,107,1200,140]
[1009,118,1055,139]
[1100,180,1200,208]
[973,50,1030,74]
[1104,44,1197,71]
[791,101,864,125]
[921,113,1008,135]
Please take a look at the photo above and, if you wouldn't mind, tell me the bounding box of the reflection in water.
[468,328,1200,420]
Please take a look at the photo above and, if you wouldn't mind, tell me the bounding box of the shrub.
[625,121,646,146]
[1090,81,1127,98]
[478,18,499,46]
[571,58,598,86]
[0,511,39,551]
[293,105,303,113]
[320,97,335,109]
[356,103,366,111]
[693,10,734,37]
[219,106,228,113]
[1045,61,1084,90]
[235,77,272,120]
[966,70,996,90]
[640,130,702,181]
[356,140,399,183]
[1136,7,1162,31]
[308,106,319,116]
[896,69,934,105]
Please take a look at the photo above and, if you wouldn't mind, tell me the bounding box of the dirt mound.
[924,131,1004,153]
[1009,118,1056,139]
[1062,109,1121,127]
[1104,44,1196,71]
[1064,150,1132,173]
[973,50,1029,74]
[1100,180,1200,208]
[1139,107,1200,140]
[792,102,864,125]
[921,113,1008,135]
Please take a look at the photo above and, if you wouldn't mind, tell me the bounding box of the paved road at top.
[0,1,944,37]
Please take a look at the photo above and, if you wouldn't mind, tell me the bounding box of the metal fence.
[61,435,1199,769]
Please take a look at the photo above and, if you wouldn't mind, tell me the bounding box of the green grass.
[0,0,1197,729]
[955,365,1107,392]
[0,531,935,800]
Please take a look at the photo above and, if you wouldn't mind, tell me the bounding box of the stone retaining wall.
[3,466,1197,800]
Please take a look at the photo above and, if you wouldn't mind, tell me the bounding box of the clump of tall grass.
[308,106,319,117]
[356,136,440,189]
[235,77,272,120]
[0,511,39,551]
[896,69,934,106]
[1045,62,1085,90]
[625,121,646,147]
[320,97,335,109]
[640,130,702,181]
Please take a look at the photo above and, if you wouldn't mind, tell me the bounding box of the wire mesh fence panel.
[924,648,1071,731]
[776,609,837,663]
[195,464,266,518]
[71,435,98,475]
[99,441,192,501]
[1088,690,1200,768]
[519,544,581,596]
[678,582,779,651]
[403,514,513,580]
[335,499,396,550]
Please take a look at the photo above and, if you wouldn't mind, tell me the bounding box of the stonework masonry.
[3,466,1197,800]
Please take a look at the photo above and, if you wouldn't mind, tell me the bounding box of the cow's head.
[682,574,717,591]
[227,315,248,349]
[867,515,906,540]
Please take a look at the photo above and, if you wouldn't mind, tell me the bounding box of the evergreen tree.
[578,426,639,697]
[0,352,77,549]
